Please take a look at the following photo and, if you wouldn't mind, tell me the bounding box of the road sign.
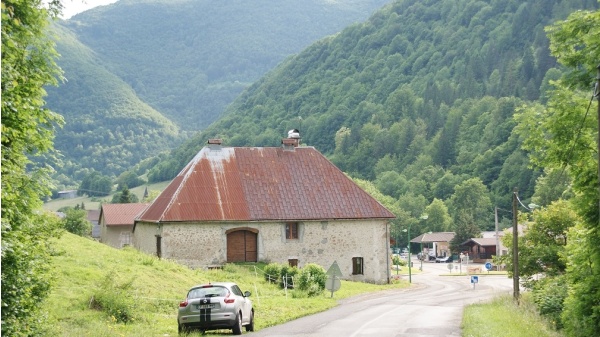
[326,275,341,292]
[484,262,492,271]
[447,263,453,271]
[471,275,479,284]
[326,261,343,278]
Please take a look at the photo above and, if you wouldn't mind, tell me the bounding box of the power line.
[556,81,597,183]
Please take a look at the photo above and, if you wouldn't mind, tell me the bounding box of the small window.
[120,231,132,248]
[285,222,298,240]
[352,257,364,275]
[288,259,298,268]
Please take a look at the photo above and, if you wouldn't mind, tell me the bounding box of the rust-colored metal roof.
[101,203,149,226]
[137,145,396,222]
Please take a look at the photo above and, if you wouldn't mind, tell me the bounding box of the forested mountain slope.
[54,0,392,131]
[45,0,392,185]
[146,0,598,231]
[45,25,180,184]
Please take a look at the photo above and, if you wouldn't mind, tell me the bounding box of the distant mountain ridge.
[61,0,391,131]
[46,0,393,185]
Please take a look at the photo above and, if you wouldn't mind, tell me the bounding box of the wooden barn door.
[227,230,257,262]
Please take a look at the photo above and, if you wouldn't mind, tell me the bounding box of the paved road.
[248,258,513,337]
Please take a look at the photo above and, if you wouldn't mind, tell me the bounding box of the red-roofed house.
[100,203,148,248]
[133,137,396,283]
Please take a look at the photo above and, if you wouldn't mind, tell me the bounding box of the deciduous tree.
[516,7,600,336]
[1,1,64,335]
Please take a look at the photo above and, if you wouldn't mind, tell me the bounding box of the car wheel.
[245,310,254,332]
[232,311,243,335]
[178,323,186,335]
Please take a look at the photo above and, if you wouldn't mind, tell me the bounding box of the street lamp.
[418,215,429,272]
[403,227,411,283]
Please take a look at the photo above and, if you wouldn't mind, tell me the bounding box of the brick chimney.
[282,129,300,150]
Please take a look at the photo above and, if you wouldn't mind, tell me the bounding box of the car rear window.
[188,286,228,299]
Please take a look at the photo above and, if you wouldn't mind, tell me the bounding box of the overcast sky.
[61,0,119,19]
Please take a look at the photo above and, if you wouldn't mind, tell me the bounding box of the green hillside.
[45,24,182,185]
[44,0,393,186]
[43,233,406,336]
[146,0,597,232]
[60,0,392,131]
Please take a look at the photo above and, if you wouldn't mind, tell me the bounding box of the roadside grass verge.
[462,294,564,337]
[43,233,409,336]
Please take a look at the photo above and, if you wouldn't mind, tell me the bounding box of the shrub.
[63,208,92,237]
[532,275,567,330]
[263,263,282,284]
[279,265,299,289]
[297,263,327,297]
[392,255,407,267]
[90,274,136,323]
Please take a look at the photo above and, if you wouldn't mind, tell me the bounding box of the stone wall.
[133,219,390,283]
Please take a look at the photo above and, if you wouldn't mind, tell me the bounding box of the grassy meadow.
[43,233,410,336]
[43,181,172,212]
[41,225,560,337]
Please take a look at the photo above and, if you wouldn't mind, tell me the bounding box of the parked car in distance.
[435,255,453,263]
[178,282,254,335]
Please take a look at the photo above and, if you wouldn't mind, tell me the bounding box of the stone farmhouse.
[133,135,396,283]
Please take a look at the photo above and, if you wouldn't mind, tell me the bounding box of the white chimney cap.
[288,129,300,139]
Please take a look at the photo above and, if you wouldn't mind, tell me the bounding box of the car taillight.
[179,300,188,307]
[224,293,235,304]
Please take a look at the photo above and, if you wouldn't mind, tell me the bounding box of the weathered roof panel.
[137,145,395,222]
[101,203,149,226]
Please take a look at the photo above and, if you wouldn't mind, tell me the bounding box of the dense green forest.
[146,0,597,232]
[44,0,392,187]
[45,24,181,188]
[59,0,391,131]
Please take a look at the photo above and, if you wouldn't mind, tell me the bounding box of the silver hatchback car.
[178,282,254,335]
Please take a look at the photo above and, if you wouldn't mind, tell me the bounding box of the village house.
[99,203,148,248]
[133,133,396,283]
[411,232,455,259]
[87,209,101,239]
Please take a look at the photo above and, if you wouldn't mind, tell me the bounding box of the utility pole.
[495,207,499,258]
[596,64,600,220]
[512,188,520,303]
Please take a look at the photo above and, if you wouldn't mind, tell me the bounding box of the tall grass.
[462,294,565,337]
[43,233,408,336]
